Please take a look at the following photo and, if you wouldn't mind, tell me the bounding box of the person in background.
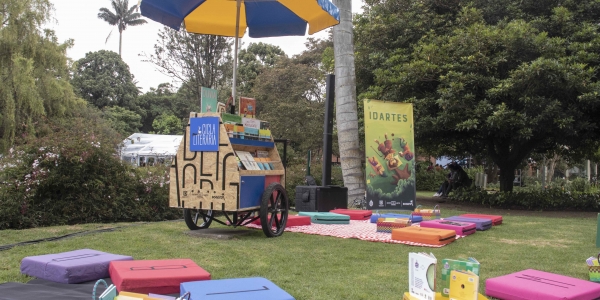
[427,162,434,172]
[440,162,472,198]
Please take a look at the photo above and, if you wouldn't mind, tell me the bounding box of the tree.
[102,106,142,136]
[97,0,147,57]
[72,50,140,110]
[237,42,285,95]
[333,0,365,204]
[355,2,600,191]
[152,113,182,135]
[143,28,233,105]
[0,0,80,153]
[136,83,178,132]
[252,56,325,154]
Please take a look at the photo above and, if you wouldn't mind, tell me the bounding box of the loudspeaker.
[294,185,348,212]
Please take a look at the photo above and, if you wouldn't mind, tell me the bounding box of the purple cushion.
[20,249,133,284]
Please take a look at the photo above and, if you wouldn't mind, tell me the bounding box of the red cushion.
[460,214,503,225]
[330,209,372,220]
[109,259,210,294]
[251,214,311,227]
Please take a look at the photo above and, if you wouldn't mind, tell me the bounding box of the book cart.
[170,112,289,237]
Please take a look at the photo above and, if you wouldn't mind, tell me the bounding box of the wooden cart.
[170,112,289,237]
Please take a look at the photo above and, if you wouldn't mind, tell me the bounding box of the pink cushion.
[486,269,600,300]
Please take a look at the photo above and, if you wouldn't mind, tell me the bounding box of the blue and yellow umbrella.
[140,0,340,109]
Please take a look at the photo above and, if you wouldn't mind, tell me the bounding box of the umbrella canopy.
[140,0,340,111]
[140,0,340,38]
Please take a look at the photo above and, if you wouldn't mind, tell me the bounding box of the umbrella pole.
[231,0,241,115]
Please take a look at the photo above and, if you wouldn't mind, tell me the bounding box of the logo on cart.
[189,117,219,152]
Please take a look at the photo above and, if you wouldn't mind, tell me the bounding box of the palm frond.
[126,18,147,26]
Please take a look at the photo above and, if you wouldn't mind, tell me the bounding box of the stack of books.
[235,151,275,171]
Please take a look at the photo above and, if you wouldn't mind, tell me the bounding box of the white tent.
[119,133,183,166]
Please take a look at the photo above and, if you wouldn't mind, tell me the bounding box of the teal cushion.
[298,212,351,221]
[312,219,350,224]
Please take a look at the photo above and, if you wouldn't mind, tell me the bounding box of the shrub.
[450,186,600,211]
[0,111,179,229]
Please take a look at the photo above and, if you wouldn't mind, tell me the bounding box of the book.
[440,258,480,297]
[118,292,163,300]
[409,252,437,300]
[99,284,117,300]
[235,151,260,170]
[116,296,143,300]
[217,102,226,114]
[449,270,479,300]
[239,97,256,118]
[221,113,242,124]
[201,87,218,113]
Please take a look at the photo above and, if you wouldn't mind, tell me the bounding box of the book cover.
[222,113,242,124]
[440,258,480,297]
[201,87,218,113]
[449,270,479,300]
[99,284,117,300]
[236,151,260,170]
[240,97,256,118]
[409,252,437,300]
[217,102,226,114]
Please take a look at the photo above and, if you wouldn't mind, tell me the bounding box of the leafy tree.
[237,42,286,95]
[152,113,182,135]
[355,2,600,191]
[136,83,178,132]
[0,0,80,153]
[102,106,142,136]
[252,55,326,155]
[72,50,140,110]
[97,0,147,57]
[143,28,233,104]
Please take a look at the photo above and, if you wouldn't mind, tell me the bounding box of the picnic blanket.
[246,220,461,247]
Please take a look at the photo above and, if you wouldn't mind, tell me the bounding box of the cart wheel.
[260,183,289,237]
[183,209,213,230]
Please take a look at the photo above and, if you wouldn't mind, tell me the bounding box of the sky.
[48,0,365,92]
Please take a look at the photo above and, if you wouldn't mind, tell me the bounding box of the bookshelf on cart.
[170,112,288,237]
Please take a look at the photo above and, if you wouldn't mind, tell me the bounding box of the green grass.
[417,190,436,197]
[1,209,597,299]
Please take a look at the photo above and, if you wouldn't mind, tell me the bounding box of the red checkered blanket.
[245,220,461,247]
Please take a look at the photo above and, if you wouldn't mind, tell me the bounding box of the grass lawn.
[0,204,598,299]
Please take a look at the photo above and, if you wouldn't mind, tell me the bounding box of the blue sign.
[189,117,219,152]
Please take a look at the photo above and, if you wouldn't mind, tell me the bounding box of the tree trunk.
[499,166,515,192]
[333,0,365,205]
[547,153,559,182]
[119,29,122,57]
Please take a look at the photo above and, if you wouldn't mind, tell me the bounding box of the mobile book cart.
[170,112,289,237]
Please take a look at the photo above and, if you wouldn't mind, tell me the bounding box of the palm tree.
[333,0,365,205]
[98,0,147,57]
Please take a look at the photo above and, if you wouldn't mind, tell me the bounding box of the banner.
[201,87,218,113]
[364,100,416,210]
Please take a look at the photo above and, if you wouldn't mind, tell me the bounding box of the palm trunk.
[333,0,365,205]
[119,29,122,57]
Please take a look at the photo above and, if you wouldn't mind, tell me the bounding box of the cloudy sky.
[47,0,365,92]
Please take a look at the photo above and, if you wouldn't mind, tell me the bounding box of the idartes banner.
[364,99,416,210]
